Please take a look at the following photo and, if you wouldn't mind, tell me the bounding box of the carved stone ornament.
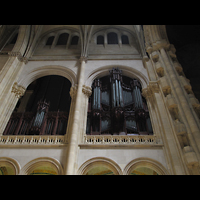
[142,82,159,99]
[11,82,26,98]
[82,85,92,97]
[69,85,78,99]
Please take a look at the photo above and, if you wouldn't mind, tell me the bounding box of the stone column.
[64,57,87,175]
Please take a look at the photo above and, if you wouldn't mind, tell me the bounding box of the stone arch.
[77,157,123,175]
[20,157,63,175]
[123,157,169,175]
[18,65,76,89]
[0,157,20,175]
[85,65,148,89]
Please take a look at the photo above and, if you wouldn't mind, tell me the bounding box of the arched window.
[70,36,79,45]
[107,32,118,44]
[86,68,153,135]
[121,35,129,44]
[46,36,55,45]
[56,33,69,45]
[97,35,104,44]
[3,75,71,136]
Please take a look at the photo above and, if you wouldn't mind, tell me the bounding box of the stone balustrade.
[83,135,162,146]
[0,135,65,146]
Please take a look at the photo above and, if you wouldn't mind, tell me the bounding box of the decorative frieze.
[11,82,26,98]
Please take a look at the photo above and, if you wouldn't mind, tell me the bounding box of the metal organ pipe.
[118,80,124,107]
[115,79,119,107]
[112,82,116,107]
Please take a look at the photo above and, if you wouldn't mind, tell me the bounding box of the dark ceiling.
[166,25,200,101]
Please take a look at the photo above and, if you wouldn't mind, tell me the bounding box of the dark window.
[97,35,104,44]
[121,35,129,44]
[70,36,79,45]
[57,33,69,45]
[107,32,118,44]
[46,36,55,45]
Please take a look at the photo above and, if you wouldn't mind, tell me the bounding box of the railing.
[83,135,162,146]
[3,111,68,136]
[0,135,65,146]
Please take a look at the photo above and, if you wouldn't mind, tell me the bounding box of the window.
[97,35,104,44]
[86,68,153,135]
[46,36,55,45]
[70,36,79,45]
[107,32,118,44]
[56,33,69,45]
[121,35,129,44]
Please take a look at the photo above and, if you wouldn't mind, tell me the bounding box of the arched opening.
[56,33,69,45]
[121,35,129,44]
[123,158,168,175]
[70,36,79,45]
[0,162,16,175]
[86,164,115,175]
[3,75,71,135]
[29,165,58,175]
[86,68,153,135]
[46,36,55,45]
[130,166,158,175]
[20,157,63,175]
[107,32,118,44]
[97,35,104,45]
[78,157,122,175]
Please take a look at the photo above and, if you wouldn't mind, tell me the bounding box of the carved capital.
[11,82,26,98]
[82,85,92,98]
[79,56,88,63]
[69,85,78,99]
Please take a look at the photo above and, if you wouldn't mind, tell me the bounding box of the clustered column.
[152,43,200,174]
